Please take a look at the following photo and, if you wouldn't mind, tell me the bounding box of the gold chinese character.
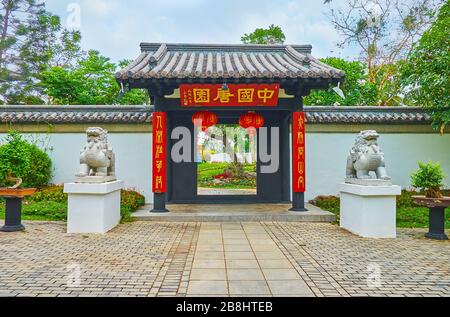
[156,160,163,173]
[296,132,304,145]
[298,176,305,189]
[297,116,305,129]
[238,89,255,103]
[258,88,275,104]
[297,147,304,160]
[193,89,210,103]
[155,145,164,159]
[156,115,163,129]
[156,131,164,144]
[214,88,234,103]
[297,162,304,174]
[155,176,163,190]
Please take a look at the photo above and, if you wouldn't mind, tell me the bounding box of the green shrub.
[0,131,52,188]
[0,131,31,186]
[121,189,146,220]
[411,161,447,198]
[29,186,67,204]
[22,144,52,188]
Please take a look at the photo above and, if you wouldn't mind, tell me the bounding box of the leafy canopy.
[241,24,286,44]
[401,1,449,132]
[40,51,149,105]
[304,57,377,106]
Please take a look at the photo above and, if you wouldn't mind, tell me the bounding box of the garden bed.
[0,185,145,222]
[198,162,256,189]
[310,190,450,228]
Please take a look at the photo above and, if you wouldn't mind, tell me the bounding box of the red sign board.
[293,112,306,193]
[152,112,167,193]
[180,84,279,107]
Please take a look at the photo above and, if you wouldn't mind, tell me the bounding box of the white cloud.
[45,0,360,62]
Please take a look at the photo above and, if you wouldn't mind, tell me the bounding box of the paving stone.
[229,281,270,295]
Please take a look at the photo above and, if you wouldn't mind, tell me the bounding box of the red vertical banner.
[293,112,306,193]
[152,112,167,193]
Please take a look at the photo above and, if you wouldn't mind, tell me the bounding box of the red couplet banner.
[292,112,306,193]
[152,112,167,193]
[180,84,279,107]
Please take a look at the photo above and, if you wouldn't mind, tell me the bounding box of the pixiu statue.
[346,130,391,182]
[76,127,116,183]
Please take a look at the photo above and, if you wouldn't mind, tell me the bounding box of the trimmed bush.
[0,131,52,188]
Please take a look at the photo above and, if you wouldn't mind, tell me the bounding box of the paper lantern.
[192,111,218,132]
[239,112,265,135]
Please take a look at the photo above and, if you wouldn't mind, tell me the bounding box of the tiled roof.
[115,43,345,81]
[0,106,431,124]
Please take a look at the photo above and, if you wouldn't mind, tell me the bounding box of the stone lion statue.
[346,130,391,181]
[76,127,116,181]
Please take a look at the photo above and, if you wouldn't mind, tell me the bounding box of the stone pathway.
[0,221,449,297]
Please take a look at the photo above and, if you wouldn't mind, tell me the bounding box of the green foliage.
[0,1,82,104]
[400,2,450,132]
[241,24,286,44]
[29,186,67,204]
[0,131,31,186]
[411,161,446,197]
[120,190,146,220]
[40,52,149,105]
[0,131,52,188]
[310,196,341,224]
[304,58,377,106]
[22,142,52,188]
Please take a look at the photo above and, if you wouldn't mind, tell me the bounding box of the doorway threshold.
[132,203,335,222]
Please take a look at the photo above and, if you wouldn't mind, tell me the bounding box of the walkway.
[0,221,448,297]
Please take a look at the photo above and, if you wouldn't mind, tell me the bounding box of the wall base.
[64,181,124,234]
[339,183,401,239]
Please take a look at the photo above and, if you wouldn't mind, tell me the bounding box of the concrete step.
[132,203,336,223]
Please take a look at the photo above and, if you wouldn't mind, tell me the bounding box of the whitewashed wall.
[1,131,449,203]
[0,133,153,202]
[304,133,450,201]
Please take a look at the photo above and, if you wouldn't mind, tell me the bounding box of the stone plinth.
[339,183,401,238]
[64,181,124,234]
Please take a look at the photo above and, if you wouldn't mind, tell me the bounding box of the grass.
[311,190,450,228]
[0,185,145,223]
[198,162,256,189]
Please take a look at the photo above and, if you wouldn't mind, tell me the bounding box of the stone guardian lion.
[346,130,391,181]
[77,127,116,180]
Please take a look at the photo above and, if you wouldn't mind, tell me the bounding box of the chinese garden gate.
[116,43,345,212]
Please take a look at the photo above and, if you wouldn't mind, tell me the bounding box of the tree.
[401,1,449,133]
[328,0,442,105]
[304,57,377,106]
[0,0,82,104]
[241,24,286,44]
[40,52,149,105]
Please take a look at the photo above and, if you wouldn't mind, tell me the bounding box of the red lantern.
[192,111,218,132]
[239,112,265,135]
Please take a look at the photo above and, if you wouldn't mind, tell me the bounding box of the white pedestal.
[64,181,124,234]
[339,183,401,238]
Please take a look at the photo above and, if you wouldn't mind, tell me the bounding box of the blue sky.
[46,0,359,63]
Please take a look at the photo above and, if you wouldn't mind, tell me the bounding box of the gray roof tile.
[0,106,431,124]
[115,43,345,81]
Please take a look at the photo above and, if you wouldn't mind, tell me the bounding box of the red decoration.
[239,112,265,135]
[152,112,167,193]
[192,111,218,131]
[292,112,306,193]
[180,84,279,107]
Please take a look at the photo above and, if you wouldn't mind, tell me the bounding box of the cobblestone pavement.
[0,221,449,297]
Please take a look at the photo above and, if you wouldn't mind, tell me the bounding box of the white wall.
[305,133,450,201]
[1,131,449,203]
[0,133,153,202]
